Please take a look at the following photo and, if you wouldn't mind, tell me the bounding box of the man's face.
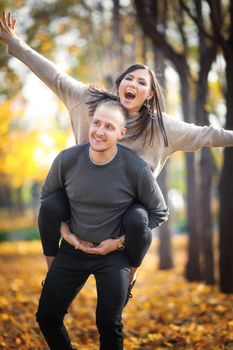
[89,104,126,153]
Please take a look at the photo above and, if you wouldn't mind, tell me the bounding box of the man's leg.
[36,250,89,350]
[94,251,130,350]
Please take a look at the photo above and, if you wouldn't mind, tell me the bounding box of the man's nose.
[95,126,104,135]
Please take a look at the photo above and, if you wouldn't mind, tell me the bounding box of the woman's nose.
[128,81,136,89]
[128,80,135,86]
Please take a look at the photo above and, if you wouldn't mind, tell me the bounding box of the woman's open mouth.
[124,90,136,100]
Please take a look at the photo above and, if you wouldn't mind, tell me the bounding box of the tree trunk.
[195,15,217,283]
[156,50,173,269]
[157,165,173,269]
[181,74,202,281]
[15,185,25,212]
[219,56,233,293]
[199,148,215,284]
[112,0,124,72]
[134,0,202,280]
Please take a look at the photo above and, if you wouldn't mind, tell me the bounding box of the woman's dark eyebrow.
[127,74,147,83]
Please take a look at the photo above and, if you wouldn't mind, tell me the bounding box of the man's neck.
[89,146,118,165]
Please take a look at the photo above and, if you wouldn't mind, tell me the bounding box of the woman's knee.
[122,204,149,233]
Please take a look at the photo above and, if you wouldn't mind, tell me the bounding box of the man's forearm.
[148,207,169,229]
[45,255,55,270]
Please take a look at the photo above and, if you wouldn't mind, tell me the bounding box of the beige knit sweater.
[8,37,233,177]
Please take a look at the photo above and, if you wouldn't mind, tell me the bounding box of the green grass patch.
[0,227,40,242]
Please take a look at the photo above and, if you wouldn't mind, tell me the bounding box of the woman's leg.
[36,250,89,350]
[122,202,152,297]
[122,203,152,268]
[38,190,70,256]
[95,251,130,350]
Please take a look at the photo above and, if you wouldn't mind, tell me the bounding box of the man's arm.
[39,151,65,267]
[137,166,169,229]
[41,152,64,201]
[45,256,55,270]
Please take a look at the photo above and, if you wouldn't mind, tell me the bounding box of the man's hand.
[0,10,17,45]
[81,239,118,255]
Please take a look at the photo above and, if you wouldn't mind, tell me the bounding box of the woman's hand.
[60,222,94,250]
[64,232,81,249]
[0,10,17,45]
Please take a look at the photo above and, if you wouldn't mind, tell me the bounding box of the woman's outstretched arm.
[0,10,16,44]
[163,113,233,154]
[0,10,87,112]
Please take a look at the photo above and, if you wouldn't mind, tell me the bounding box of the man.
[36,99,168,350]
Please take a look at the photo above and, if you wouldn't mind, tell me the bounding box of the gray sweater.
[41,144,168,243]
[8,37,233,177]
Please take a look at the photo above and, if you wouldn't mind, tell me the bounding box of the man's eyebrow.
[92,118,116,127]
[106,121,116,127]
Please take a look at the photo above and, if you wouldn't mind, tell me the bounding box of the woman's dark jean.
[38,190,152,267]
[36,243,130,350]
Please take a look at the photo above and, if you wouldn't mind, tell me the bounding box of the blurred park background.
[1,0,233,349]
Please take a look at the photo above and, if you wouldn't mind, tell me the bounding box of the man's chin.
[90,146,106,153]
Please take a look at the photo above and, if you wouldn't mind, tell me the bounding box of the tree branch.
[134,0,189,77]
[177,0,188,54]
[206,0,233,56]
[180,0,215,42]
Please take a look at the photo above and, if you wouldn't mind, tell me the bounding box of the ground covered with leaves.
[0,237,233,350]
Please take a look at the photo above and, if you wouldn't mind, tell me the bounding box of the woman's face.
[118,68,154,113]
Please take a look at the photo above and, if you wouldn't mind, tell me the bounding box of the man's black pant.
[36,241,130,350]
[38,190,152,267]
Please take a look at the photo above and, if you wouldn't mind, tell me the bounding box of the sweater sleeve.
[39,152,65,256]
[136,166,169,229]
[8,37,87,112]
[40,152,64,202]
[163,113,233,153]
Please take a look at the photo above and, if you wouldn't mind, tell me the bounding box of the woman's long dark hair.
[87,64,168,147]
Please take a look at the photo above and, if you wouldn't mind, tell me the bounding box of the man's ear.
[119,127,127,140]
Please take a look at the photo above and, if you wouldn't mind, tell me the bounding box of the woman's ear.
[148,90,155,100]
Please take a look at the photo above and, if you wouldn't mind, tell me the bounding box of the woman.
[1,11,233,300]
